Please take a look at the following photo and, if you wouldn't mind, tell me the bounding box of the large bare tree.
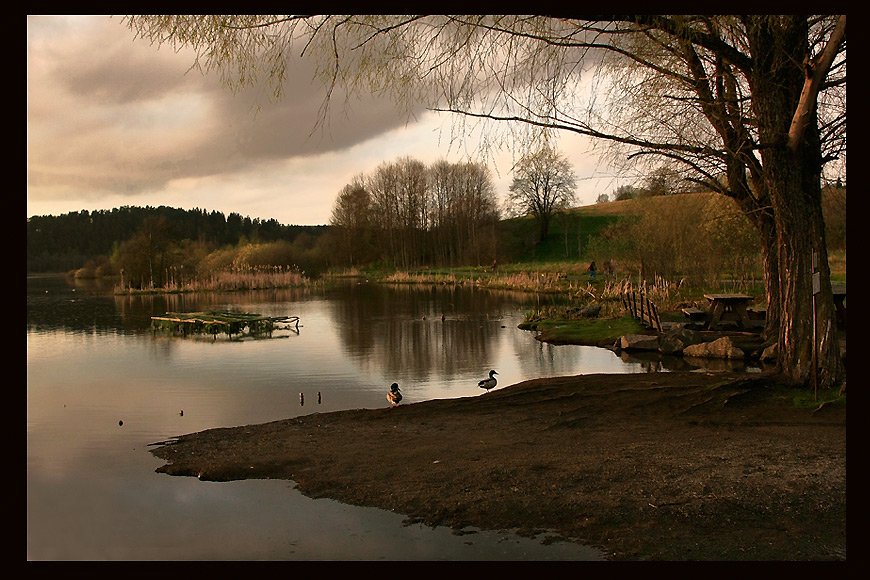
[124,15,846,389]
[505,144,577,242]
[329,175,373,266]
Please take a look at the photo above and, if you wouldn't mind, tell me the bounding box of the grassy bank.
[518,313,645,347]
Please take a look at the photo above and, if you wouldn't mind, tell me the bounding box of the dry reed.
[115,265,310,294]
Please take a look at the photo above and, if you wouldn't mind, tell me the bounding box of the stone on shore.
[619,333,661,351]
[659,327,702,355]
[683,336,745,359]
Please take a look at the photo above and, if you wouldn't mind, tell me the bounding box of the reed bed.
[477,271,569,294]
[115,265,311,295]
[381,271,462,285]
[522,275,689,323]
[373,268,689,307]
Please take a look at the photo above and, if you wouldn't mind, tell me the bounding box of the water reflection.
[27,275,762,386]
[27,274,756,560]
[28,275,612,560]
[328,282,532,384]
[616,346,768,373]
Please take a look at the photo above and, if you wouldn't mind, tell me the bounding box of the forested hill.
[26,205,326,273]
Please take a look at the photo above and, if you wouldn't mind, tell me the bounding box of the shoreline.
[149,370,846,561]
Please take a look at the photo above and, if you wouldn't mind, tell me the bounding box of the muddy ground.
[149,370,846,561]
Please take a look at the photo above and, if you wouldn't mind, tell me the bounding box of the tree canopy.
[505,144,577,242]
[124,15,846,388]
[329,157,499,268]
[26,205,324,273]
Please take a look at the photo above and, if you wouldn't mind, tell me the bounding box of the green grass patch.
[499,210,621,264]
[786,386,846,410]
[724,377,847,411]
[519,313,645,347]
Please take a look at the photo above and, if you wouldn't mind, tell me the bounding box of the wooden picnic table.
[703,293,754,331]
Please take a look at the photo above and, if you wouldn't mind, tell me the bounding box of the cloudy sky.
[27,15,618,226]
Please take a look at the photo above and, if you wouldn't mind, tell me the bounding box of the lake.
[26,274,746,560]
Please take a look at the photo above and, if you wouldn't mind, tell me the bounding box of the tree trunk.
[758,220,781,341]
[538,213,550,242]
[768,162,843,388]
[725,167,781,342]
[748,16,844,388]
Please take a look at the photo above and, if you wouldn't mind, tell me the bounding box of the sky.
[27,15,620,226]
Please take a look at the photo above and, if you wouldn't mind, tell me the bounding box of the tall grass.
[198,265,310,291]
[371,265,697,321]
[381,271,461,285]
[478,271,569,293]
[115,265,311,295]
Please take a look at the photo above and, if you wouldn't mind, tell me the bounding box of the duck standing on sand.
[478,370,498,393]
[387,383,403,407]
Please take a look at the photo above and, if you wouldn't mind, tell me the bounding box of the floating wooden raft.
[150,311,299,337]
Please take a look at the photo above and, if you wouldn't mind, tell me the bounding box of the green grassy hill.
[496,188,845,284]
[500,187,845,264]
[499,203,626,264]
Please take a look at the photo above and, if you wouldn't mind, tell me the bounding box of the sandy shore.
[149,370,846,561]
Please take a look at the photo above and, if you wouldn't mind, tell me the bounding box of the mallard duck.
[387,382,403,407]
[478,369,498,393]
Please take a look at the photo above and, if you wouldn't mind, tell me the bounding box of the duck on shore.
[478,370,498,393]
[387,383,403,407]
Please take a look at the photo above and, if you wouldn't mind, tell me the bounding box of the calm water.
[27,274,746,560]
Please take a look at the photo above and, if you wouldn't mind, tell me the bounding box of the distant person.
[491,259,498,273]
[586,260,597,279]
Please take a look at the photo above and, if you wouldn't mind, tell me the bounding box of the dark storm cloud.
[28,15,428,201]
[28,16,606,225]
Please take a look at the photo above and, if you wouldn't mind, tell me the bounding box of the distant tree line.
[329,157,501,269]
[26,205,325,274]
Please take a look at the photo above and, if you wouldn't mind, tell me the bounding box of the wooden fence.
[621,287,662,332]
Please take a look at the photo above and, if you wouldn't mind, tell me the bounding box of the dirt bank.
[149,371,846,561]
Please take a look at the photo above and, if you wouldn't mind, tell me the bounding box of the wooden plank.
[703,293,752,301]
[151,311,299,336]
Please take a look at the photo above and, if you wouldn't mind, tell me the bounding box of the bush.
[585,193,761,285]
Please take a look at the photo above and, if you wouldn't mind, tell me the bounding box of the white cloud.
[27,15,616,225]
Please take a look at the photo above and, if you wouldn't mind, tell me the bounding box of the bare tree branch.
[788,15,846,153]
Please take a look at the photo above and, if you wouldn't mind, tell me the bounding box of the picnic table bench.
[704,293,754,331]
[681,307,707,322]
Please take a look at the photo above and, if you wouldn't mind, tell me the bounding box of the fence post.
[639,289,646,325]
[650,299,661,331]
[648,296,653,327]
